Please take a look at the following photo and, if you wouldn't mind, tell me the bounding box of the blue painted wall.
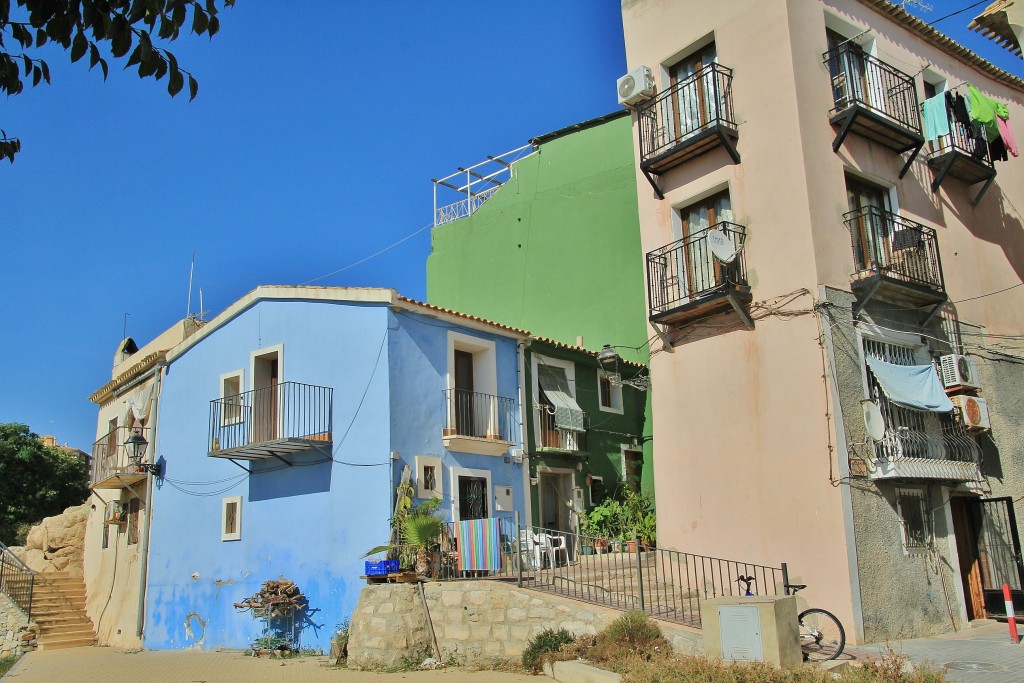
[145,300,393,651]
[386,311,526,523]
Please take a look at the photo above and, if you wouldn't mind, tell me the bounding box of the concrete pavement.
[1,647,534,683]
[854,620,1024,683]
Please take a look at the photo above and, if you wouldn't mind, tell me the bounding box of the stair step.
[40,626,96,638]
[37,636,96,651]
[39,619,93,631]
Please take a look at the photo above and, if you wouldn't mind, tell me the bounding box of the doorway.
[952,496,1024,619]
[951,497,985,619]
[252,349,280,442]
[539,471,573,534]
[454,349,475,436]
[452,467,491,524]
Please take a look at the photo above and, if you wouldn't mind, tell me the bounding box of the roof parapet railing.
[432,144,533,227]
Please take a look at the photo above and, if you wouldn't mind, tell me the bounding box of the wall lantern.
[125,430,160,476]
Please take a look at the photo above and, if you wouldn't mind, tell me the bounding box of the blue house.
[141,286,527,651]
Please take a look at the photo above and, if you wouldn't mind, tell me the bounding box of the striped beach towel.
[455,518,501,571]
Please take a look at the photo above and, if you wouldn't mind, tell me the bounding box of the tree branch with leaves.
[0,0,233,163]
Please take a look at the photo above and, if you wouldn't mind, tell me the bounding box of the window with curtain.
[670,42,720,142]
[677,191,735,298]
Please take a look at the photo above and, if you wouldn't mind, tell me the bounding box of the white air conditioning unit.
[510,448,524,465]
[617,66,655,106]
[950,395,991,430]
[940,354,980,389]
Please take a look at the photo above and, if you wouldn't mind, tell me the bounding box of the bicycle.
[785,583,846,662]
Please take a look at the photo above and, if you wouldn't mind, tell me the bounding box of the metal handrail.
[646,221,747,316]
[637,63,736,163]
[442,389,516,442]
[0,540,35,619]
[429,520,786,628]
[91,426,151,484]
[824,43,921,133]
[844,206,944,291]
[209,381,333,453]
[928,116,993,166]
[535,406,589,452]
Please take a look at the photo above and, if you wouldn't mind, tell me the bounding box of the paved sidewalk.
[2,647,534,683]
[854,621,1024,683]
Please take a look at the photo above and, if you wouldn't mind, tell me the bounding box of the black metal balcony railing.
[646,221,747,317]
[91,425,151,484]
[930,118,993,166]
[637,63,736,166]
[0,541,34,619]
[443,389,515,442]
[824,43,921,133]
[844,206,944,292]
[209,382,333,453]
[536,406,589,453]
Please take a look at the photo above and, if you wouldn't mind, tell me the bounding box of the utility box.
[700,595,801,669]
[494,485,514,511]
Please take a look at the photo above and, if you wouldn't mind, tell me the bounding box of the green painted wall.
[426,114,654,497]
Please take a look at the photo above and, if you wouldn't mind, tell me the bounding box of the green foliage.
[0,423,89,545]
[0,655,17,677]
[521,628,575,672]
[364,499,445,575]
[591,611,668,664]
[0,0,233,162]
[580,491,656,544]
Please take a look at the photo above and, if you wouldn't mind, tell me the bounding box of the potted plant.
[364,501,445,579]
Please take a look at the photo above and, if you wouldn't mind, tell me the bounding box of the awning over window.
[538,366,586,432]
[865,357,954,413]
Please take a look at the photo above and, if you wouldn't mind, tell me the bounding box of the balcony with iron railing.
[91,425,151,489]
[536,405,589,454]
[208,382,333,462]
[926,115,997,204]
[442,388,516,456]
[844,207,946,314]
[636,64,738,195]
[824,43,924,177]
[646,221,751,328]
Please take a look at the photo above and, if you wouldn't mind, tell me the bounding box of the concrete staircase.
[31,572,96,650]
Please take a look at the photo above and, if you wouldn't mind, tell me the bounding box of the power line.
[926,0,989,26]
[300,221,433,286]
[953,281,1024,304]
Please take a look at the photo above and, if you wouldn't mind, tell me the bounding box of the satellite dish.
[707,228,740,263]
[861,400,885,441]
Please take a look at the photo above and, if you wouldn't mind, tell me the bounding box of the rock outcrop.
[8,505,89,574]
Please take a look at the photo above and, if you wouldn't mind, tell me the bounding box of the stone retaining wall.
[0,592,39,657]
[348,580,701,668]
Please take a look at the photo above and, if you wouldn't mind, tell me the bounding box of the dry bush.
[590,611,669,665]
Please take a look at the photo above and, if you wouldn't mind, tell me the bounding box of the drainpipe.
[517,340,533,529]
[136,362,165,639]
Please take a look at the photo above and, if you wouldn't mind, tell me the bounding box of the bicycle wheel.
[797,608,845,661]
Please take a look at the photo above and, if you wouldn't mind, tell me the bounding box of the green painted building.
[426,111,654,506]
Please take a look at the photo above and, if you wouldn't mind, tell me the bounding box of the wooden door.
[846,177,891,272]
[454,350,474,436]
[951,497,986,619]
[680,191,732,297]
[670,43,717,141]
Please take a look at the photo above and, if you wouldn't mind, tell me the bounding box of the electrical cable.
[926,0,990,26]
[299,222,433,286]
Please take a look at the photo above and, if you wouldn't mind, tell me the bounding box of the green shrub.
[0,656,19,677]
[591,611,668,664]
[521,628,575,672]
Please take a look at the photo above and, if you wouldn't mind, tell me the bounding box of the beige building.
[82,319,200,648]
[621,0,1024,642]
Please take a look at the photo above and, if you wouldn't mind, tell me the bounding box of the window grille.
[897,488,931,552]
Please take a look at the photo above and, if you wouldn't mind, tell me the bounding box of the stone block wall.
[0,593,38,657]
[348,580,701,668]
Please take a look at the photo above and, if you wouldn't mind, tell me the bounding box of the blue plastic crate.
[365,559,399,576]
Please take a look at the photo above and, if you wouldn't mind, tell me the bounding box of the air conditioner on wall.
[940,354,980,390]
[617,66,655,106]
[950,395,991,430]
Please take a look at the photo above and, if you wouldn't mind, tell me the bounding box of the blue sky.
[1,1,1021,452]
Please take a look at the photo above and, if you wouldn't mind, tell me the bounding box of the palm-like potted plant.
[364,503,445,579]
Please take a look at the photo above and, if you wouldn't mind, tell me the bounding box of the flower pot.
[581,544,595,556]
[623,540,638,553]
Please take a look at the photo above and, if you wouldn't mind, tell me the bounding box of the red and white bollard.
[1005,584,1020,644]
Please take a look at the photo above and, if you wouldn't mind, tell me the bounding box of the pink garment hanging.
[996,116,1018,157]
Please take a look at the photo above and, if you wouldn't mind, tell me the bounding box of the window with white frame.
[534,356,586,451]
[896,488,931,553]
[220,370,244,425]
[416,455,443,500]
[598,371,623,413]
[222,496,242,541]
[446,332,498,438]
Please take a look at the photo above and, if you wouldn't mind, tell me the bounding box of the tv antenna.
[900,0,932,12]
[185,252,195,319]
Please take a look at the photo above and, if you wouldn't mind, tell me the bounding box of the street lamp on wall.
[125,430,160,476]
[596,344,650,391]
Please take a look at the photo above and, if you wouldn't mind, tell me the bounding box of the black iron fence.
[637,63,736,164]
[209,382,333,452]
[442,389,516,442]
[0,541,34,619]
[824,43,921,133]
[91,425,151,484]
[929,116,993,166]
[844,206,944,291]
[646,221,747,317]
[424,519,786,628]
[536,406,589,452]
